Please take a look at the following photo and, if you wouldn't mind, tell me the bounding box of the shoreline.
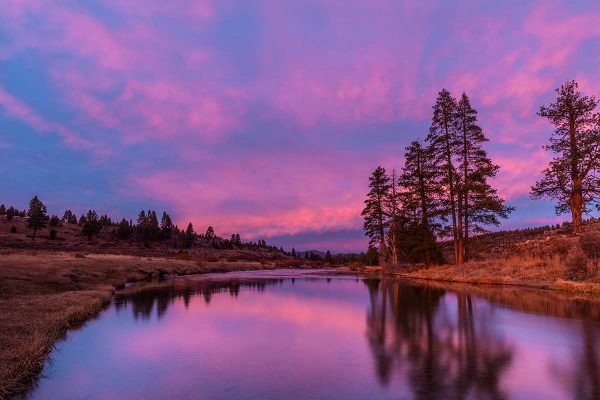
[345,263,600,296]
[0,251,305,400]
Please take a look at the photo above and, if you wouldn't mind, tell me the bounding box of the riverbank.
[342,255,600,295]
[0,251,300,399]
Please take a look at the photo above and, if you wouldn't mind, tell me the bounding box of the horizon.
[3,1,600,252]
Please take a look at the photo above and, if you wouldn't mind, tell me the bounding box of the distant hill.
[0,215,292,262]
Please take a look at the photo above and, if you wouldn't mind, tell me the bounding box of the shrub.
[580,232,600,260]
[49,229,57,240]
[174,250,191,261]
[546,237,574,260]
[10,225,16,233]
[564,247,590,281]
[204,255,219,262]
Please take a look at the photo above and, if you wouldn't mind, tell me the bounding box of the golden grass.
[0,251,282,399]
[400,254,600,293]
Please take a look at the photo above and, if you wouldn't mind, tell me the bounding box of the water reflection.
[365,279,512,399]
[115,278,285,320]
[23,271,600,400]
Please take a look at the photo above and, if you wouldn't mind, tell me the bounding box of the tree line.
[0,196,281,252]
[363,80,600,266]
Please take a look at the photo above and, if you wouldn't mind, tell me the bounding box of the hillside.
[0,215,291,262]
[441,218,600,262]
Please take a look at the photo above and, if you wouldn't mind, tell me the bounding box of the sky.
[1,0,600,252]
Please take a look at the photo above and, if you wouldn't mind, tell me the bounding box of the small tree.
[27,196,48,241]
[81,210,101,241]
[182,222,196,248]
[324,250,333,264]
[0,204,5,215]
[117,218,132,240]
[160,211,174,240]
[49,215,61,227]
[531,80,600,234]
[291,247,297,257]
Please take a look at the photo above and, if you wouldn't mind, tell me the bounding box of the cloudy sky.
[1,0,600,251]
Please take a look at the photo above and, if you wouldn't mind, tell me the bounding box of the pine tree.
[160,211,173,240]
[361,166,391,265]
[205,226,215,240]
[0,204,5,215]
[147,210,160,240]
[183,222,196,248]
[291,247,297,257]
[426,89,461,263]
[456,93,512,260]
[62,209,77,224]
[531,80,600,234]
[324,250,333,264]
[49,215,61,227]
[398,140,443,264]
[81,210,101,241]
[117,218,132,240]
[27,196,48,241]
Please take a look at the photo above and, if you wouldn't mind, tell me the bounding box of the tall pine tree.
[426,89,461,263]
[361,166,391,265]
[456,93,512,261]
[531,80,600,234]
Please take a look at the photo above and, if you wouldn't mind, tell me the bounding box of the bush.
[564,247,590,281]
[49,229,57,240]
[204,255,219,262]
[580,232,600,260]
[174,250,191,260]
[10,225,16,233]
[543,237,575,260]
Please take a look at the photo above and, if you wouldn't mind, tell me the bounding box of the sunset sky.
[2,0,600,252]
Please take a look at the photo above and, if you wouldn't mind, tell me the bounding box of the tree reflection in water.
[365,279,513,399]
[114,278,284,320]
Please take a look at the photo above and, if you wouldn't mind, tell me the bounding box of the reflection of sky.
[26,274,600,400]
[3,1,600,251]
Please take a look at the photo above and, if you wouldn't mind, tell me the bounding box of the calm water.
[23,269,600,400]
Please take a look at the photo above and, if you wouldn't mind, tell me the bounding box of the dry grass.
[0,251,285,399]
[401,253,600,293]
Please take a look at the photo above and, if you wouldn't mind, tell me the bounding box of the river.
[22,269,600,399]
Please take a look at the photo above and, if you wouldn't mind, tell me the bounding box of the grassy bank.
[397,255,600,294]
[0,251,290,399]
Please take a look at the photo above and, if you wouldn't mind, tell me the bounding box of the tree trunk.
[568,112,582,235]
[462,118,469,262]
[456,192,464,264]
[445,137,459,265]
[571,183,583,234]
[32,226,37,241]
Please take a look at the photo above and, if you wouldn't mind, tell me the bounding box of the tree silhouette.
[81,210,101,241]
[362,166,392,265]
[456,93,512,260]
[427,89,461,263]
[399,140,444,264]
[531,80,600,234]
[27,196,48,241]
